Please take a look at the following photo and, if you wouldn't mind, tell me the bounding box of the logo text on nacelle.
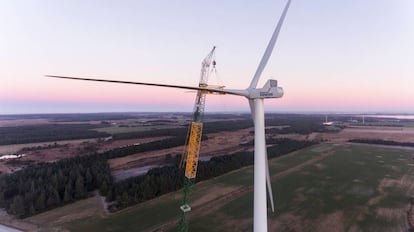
[260,92,273,97]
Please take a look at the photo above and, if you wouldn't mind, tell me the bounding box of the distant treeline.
[0,124,110,145]
[0,114,344,146]
[48,113,140,122]
[266,115,324,126]
[21,143,69,152]
[113,127,187,140]
[113,120,253,140]
[266,117,343,135]
[348,139,414,147]
[0,154,111,218]
[115,117,336,142]
[0,113,140,121]
[103,135,206,159]
[106,139,317,211]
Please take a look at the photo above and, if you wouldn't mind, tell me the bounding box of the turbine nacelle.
[248,79,284,99]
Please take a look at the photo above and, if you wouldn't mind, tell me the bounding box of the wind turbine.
[46,0,291,230]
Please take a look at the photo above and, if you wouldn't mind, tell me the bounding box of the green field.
[61,143,414,231]
[93,119,186,135]
[93,125,154,134]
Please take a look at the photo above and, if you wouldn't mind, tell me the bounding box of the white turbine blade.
[46,75,248,97]
[265,149,275,212]
[248,0,291,89]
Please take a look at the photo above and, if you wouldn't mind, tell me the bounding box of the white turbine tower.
[47,1,291,230]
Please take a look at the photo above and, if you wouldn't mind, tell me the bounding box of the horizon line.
[1,111,414,117]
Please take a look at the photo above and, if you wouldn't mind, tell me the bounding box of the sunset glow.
[1,0,413,114]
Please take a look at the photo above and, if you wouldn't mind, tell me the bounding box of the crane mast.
[178,46,218,232]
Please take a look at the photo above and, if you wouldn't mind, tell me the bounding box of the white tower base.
[253,99,267,232]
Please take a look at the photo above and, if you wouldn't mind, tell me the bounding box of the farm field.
[108,128,254,172]
[93,123,181,135]
[51,143,414,232]
[25,194,106,232]
[2,113,413,176]
[3,113,414,231]
[322,126,414,143]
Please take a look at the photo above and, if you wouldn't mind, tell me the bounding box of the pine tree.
[75,174,85,199]
[64,185,72,203]
[54,189,61,205]
[85,168,93,191]
[51,174,58,188]
[29,203,36,215]
[57,170,66,188]
[36,190,46,211]
[105,189,114,203]
[46,195,55,207]
[120,191,129,207]
[99,181,108,196]
[11,196,25,218]
[0,191,5,207]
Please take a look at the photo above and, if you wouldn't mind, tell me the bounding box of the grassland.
[22,194,105,231]
[52,143,414,232]
[93,119,185,135]
[93,125,154,135]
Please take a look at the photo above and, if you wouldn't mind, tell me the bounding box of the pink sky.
[1,1,413,114]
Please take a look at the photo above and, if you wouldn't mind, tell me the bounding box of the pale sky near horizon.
[1,0,413,114]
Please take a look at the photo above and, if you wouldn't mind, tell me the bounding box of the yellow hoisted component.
[184,122,203,179]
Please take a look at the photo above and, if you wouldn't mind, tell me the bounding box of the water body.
[113,156,215,181]
[363,114,414,120]
[0,154,25,160]
[199,156,212,161]
[113,165,161,181]
[0,224,23,232]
